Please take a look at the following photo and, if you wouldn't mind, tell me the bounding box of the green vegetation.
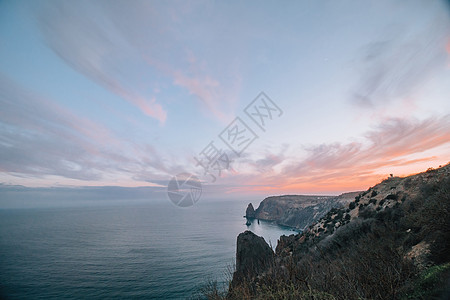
[199,168,450,299]
[401,263,450,299]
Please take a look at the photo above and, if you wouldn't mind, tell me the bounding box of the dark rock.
[228,164,450,298]
[233,231,273,282]
[245,203,256,219]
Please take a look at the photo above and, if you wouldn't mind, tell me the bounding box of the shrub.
[349,202,356,210]
[326,223,335,233]
[403,177,413,189]
[385,194,398,201]
[401,263,450,300]
[359,207,376,219]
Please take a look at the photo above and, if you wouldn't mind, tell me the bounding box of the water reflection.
[244,218,298,249]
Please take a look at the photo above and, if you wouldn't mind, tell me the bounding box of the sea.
[0,199,295,299]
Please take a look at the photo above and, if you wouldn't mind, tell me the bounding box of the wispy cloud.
[173,70,230,122]
[143,52,241,123]
[103,0,242,123]
[0,75,180,185]
[282,116,450,191]
[2,0,449,195]
[351,17,449,108]
[34,1,241,125]
[446,39,450,66]
[35,1,167,123]
[223,116,450,194]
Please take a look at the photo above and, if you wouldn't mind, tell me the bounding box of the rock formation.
[232,231,273,282]
[228,164,450,299]
[245,203,256,219]
[251,193,359,230]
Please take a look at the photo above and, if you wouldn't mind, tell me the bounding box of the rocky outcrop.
[232,231,273,282]
[251,192,359,230]
[229,164,450,298]
[245,203,256,218]
[273,164,450,262]
[304,164,450,240]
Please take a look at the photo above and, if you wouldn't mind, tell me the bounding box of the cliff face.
[232,231,273,283]
[245,203,256,218]
[248,192,359,230]
[229,164,450,299]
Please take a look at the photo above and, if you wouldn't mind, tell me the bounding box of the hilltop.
[203,164,450,299]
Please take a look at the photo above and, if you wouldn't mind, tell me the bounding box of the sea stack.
[245,203,256,219]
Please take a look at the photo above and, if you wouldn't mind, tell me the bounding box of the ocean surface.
[0,199,294,299]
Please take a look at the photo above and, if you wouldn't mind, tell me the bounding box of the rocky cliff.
[231,231,273,284]
[228,164,450,299]
[247,192,359,230]
[245,203,256,218]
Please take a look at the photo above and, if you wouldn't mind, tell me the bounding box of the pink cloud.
[143,52,238,124]
[36,1,167,124]
[219,116,450,195]
[0,75,175,185]
[447,39,450,67]
[112,84,167,123]
[172,70,231,122]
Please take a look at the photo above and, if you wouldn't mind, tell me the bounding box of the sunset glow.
[1,1,450,198]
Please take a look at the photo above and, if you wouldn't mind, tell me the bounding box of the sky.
[0,0,450,201]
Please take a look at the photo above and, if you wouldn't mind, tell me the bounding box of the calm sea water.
[0,200,294,299]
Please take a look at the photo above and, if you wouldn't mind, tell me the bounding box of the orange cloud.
[221,116,450,196]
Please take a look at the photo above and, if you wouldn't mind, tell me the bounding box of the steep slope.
[228,164,450,300]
